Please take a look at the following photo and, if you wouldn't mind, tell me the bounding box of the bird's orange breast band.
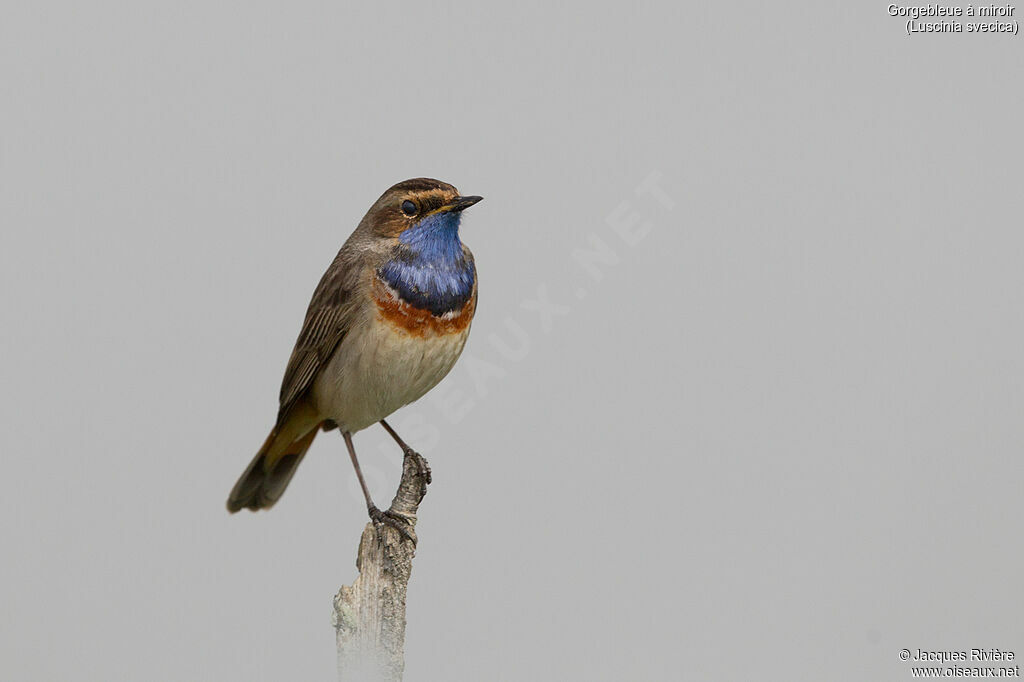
[372,277,475,338]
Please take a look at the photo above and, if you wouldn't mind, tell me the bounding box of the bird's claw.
[404,448,432,484]
[368,504,417,544]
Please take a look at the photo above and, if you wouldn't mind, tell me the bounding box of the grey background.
[2,2,1021,681]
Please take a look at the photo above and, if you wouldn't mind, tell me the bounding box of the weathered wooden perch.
[332,451,429,681]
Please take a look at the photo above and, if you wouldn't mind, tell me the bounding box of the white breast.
[311,309,471,433]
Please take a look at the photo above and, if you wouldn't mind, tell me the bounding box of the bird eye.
[401,200,417,216]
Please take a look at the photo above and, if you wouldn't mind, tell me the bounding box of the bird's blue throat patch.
[378,211,475,316]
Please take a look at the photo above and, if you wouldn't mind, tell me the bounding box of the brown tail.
[227,421,321,513]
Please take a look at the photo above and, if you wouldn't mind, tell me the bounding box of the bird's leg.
[379,419,431,484]
[342,431,415,542]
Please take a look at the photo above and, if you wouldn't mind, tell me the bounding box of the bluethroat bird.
[227,178,482,533]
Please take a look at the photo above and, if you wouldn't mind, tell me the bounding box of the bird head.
[363,178,482,248]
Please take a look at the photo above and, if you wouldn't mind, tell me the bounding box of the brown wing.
[276,249,363,426]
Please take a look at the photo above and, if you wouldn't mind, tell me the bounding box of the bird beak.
[444,195,483,213]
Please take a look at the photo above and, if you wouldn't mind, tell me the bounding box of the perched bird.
[227,178,482,532]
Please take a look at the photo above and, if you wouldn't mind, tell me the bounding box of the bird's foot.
[368,504,417,544]
[403,448,432,484]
